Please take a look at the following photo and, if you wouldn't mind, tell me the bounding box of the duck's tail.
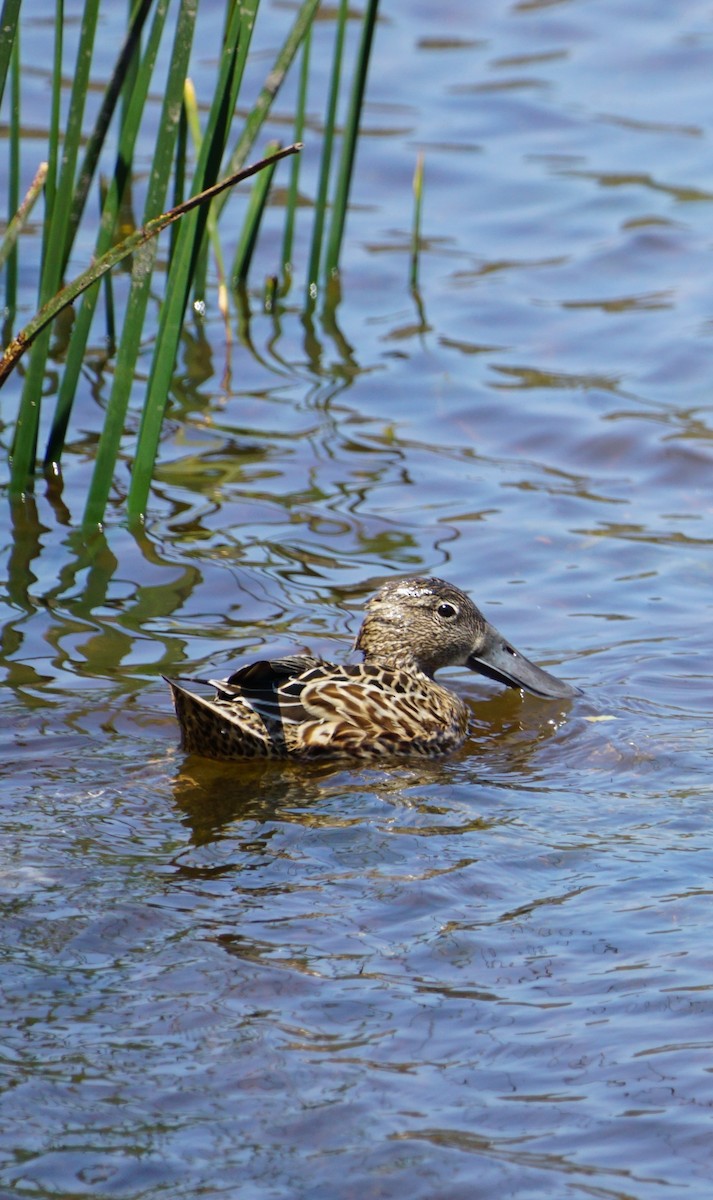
[163,677,279,760]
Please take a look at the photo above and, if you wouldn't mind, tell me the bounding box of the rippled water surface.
[3,1,713,1197]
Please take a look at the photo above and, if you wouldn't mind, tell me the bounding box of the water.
[2,0,713,1196]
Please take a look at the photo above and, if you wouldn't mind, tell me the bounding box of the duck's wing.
[214,655,324,723]
[282,663,467,756]
[167,658,466,759]
[223,654,322,692]
[213,660,421,745]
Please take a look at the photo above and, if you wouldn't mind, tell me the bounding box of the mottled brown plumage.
[166,577,577,762]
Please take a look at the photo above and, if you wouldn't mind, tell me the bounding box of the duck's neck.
[356,621,432,676]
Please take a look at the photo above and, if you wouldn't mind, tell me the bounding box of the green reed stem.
[0,0,21,109]
[126,0,259,522]
[170,97,189,265]
[306,0,348,304]
[10,0,102,494]
[44,0,171,475]
[7,0,60,486]
[184,78,208,305]
[2,30,22,335]
[216,0,319,213]
[323,0,379,281]
[83,0,200,529]
[232,140,281,286]
[280,25,311,291]
[64,0,153,274]
[184,76,230,313]
[410,150,424,291]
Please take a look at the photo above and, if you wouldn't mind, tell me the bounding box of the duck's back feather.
[166,654,469,761]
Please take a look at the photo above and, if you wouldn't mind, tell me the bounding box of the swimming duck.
[166,576,577,761]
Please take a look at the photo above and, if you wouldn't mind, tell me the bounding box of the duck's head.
[354,576,577,699]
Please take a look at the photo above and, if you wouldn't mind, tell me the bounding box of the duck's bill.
[467,622,578,700]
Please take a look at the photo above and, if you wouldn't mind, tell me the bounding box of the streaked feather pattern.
[166,576,576,761]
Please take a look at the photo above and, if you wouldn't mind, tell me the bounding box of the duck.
[165,576,577,762]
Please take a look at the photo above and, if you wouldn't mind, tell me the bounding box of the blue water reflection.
[2,0,713,1196]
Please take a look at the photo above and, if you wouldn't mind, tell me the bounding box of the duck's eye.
[437,601,458,620]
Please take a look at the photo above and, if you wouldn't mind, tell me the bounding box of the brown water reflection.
[3,0,713,1197]
[170,689,573,844]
